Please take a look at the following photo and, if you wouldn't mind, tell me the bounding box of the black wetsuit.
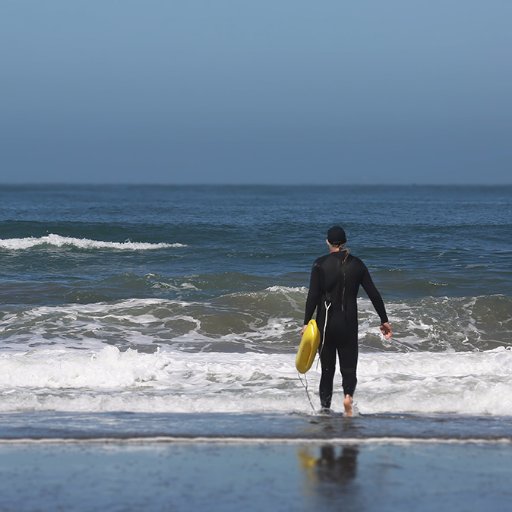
[304,250,388,408]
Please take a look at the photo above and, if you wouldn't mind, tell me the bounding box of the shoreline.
[1,411,511,441]
[1,436,512,445]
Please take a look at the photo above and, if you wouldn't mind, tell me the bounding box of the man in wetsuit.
[303,226,392,416]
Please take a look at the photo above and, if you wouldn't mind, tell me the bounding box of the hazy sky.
[1,1,511,184]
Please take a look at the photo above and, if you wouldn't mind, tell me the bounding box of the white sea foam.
[0,234,186,251]
[1,346,512,416]
[265,286,308,293]
[2,295,509,356]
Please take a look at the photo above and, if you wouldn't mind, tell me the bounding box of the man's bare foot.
[343,394,353,417]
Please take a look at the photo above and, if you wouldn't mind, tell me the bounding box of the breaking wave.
[0,234,186,251]
[1,346,512,416]
[1,293,510,354]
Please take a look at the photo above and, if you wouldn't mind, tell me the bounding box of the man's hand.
[380,322,393,340]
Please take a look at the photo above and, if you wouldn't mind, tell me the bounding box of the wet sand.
[0,412,511,511]
[0,440,511,512]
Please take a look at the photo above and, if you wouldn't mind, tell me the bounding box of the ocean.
[1,184,511,419]
[1,184,512,511]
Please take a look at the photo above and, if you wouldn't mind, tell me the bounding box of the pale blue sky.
[1,0,511,184]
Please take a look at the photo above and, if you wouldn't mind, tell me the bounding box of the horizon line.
[1,182,511,187]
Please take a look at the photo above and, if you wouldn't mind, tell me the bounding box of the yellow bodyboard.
[295,319,321,374]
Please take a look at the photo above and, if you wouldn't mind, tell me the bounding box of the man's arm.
[303,263,321,330]
[361,265,392,339]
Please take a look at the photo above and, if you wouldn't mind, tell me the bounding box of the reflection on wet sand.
[298,442,363,508]
[299,445,359,488]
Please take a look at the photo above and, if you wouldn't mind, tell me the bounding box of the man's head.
[327,225,347,247]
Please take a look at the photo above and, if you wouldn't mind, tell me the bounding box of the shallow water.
[1,411,511,441]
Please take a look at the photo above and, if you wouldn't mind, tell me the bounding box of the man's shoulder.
[348,254,363,264]
[312,253,331,267]
[346,254,367,270]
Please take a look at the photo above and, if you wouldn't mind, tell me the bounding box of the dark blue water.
[1,184,511,299]
[1,185,510,349]
[0,184,511,419]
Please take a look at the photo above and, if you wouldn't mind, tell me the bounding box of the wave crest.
[0,234,186,251]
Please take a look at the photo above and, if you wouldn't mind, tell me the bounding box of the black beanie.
[327,225,347,245]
